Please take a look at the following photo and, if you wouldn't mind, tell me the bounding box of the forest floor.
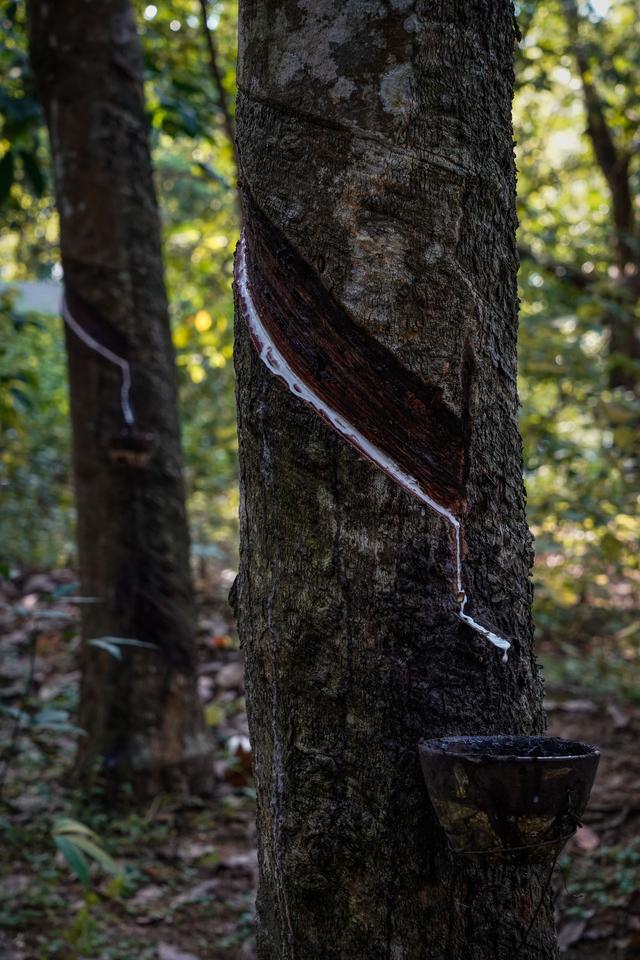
[1,567,639,959]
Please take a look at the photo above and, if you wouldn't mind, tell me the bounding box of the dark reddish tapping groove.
[241,204,466,513]
[234,203,511,659]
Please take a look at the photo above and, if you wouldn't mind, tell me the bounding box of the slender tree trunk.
[234,2,557,958]
[28,0,212,796]
[562,0,640,393]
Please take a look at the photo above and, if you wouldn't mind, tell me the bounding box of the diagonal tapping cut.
[234,205,510,661]
[61,290,135,426]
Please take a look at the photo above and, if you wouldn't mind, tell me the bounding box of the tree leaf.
[71,836,122,877]
[32,709,85,735]
[87,638,122,659]
[53,819,122,884]
[88,636,158,660]
[54,835,90,887]
[53,817,98,840]
[30,609,74,621]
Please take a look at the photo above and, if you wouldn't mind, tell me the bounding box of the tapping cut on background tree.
[233,1,558,958]
[0,0,241,569]
[27,0,212,796]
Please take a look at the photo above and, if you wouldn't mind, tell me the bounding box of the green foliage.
[0,0,637,673]
[0,0,56,275]
[558,838,640,914]
[53,818,123,888]
[514,0,640,642]
[543,616,640,704]
[0,290,73,566]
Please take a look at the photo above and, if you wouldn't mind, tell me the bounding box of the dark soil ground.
[1,567,638,959]
[546,690,640,957]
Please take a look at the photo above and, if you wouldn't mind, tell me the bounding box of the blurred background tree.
[515,0,640,692]
[1,0,638,692]
[0,0,239,573]
[26,0,223,795]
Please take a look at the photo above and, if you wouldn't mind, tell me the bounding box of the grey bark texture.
[28,0,212,796]
[235,1,558,957]
[234,2,557,958]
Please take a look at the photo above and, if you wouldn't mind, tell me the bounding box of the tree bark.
[28,0,212,796]
[234,1,556,958]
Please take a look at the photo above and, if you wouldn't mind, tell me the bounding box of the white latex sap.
[236,234,511,662]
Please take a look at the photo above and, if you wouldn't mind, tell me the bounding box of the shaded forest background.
[1,1,639,958]
[2,0,638,672]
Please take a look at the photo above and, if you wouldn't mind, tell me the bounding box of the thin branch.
[198,0,237,170]
[561,0,635,262]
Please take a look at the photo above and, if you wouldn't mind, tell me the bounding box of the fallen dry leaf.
[197,676,215,700]
[563,699,597,714]
[218,849,258,877]
[607,703,630,730]
[0,874,30,898]
[176,840,217,862]
[0,931,26,960]
[216,661,244,691]
[584,924,615,940]
[211,634,233,649]
[171,878,219,908]
[22,574,56,594]
[130,884,164,907]
[158,944,201,960]
[38,671,80,702]
[574,825,600,852]
[558,919,587,952]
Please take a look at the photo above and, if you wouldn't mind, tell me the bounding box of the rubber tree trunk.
[28,0,212,796]
[234,2,557,958]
